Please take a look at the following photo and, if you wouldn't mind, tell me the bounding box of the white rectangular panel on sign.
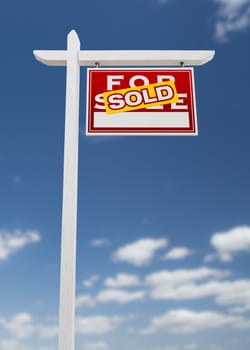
[86,68,198,136]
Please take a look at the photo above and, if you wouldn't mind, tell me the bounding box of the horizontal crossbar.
[33,50,215,67]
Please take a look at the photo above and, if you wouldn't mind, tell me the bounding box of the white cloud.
[215,279,250,309]
[76,315,126,334]
[38,324,58,339]
[146,265,250,311]
[90,239,110,247]
[1,313,126,338]
[203,254,216,263]
[76,285,145,307]
[146,267,229,288]
[149,279,250,308]
[214,0,250,41]
[210,226,250,261]
[83,275,100,288]
[0,341,54,350]
[77,273,145,306]
[113,238,168,266]
[141,309,250,334]
[0,229,41,261]
[145,267,245,305]
[2,313,35,339]
[0,339,27,350]
[104,273,141,288]
[163,247,194,260]
[152,280,216,301]
[229,305,250,314]
[96,289,145,304]
[0,312,58,342]
[76,294,96,308]
[83,342,109,350]
[78,266,250,311]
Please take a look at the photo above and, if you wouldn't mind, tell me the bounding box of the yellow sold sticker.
[103,81,179,114]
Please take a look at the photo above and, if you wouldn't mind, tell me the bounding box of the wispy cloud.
[163,247,194,260]
[0,312,58,341]
[96,289,145,304]
[148,277,250,311]
[0,313,35,339]
[145,267,229,288]
[0,339,28,350]
[145,267,250,307]
[112,238,168,266]
[214,0,250,41]
[90,238,110,247]
[76,287,145,307]
[141,308,250,334]
[38,325,58,339]
[144,264,250,312]
[76,294,96,308]
[203,254,216,263]
[0,230,41,261]
[83,275,100,288]
[104,273,141,288]
[156,0,250,41]
[83,342,109,350]
[0,311,130,341]
[0,311,127,342]
[76,315,128,334]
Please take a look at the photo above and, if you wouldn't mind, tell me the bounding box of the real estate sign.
[86,68,198,136]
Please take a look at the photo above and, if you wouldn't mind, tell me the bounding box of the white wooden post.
[58,30,80,350]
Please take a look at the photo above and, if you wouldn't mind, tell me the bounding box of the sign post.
[58,31,80,350]
[33,30,214,350]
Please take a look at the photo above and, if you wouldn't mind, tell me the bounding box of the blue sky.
[0,0,250,349]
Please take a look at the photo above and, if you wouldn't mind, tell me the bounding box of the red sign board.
[86,68,197,136]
